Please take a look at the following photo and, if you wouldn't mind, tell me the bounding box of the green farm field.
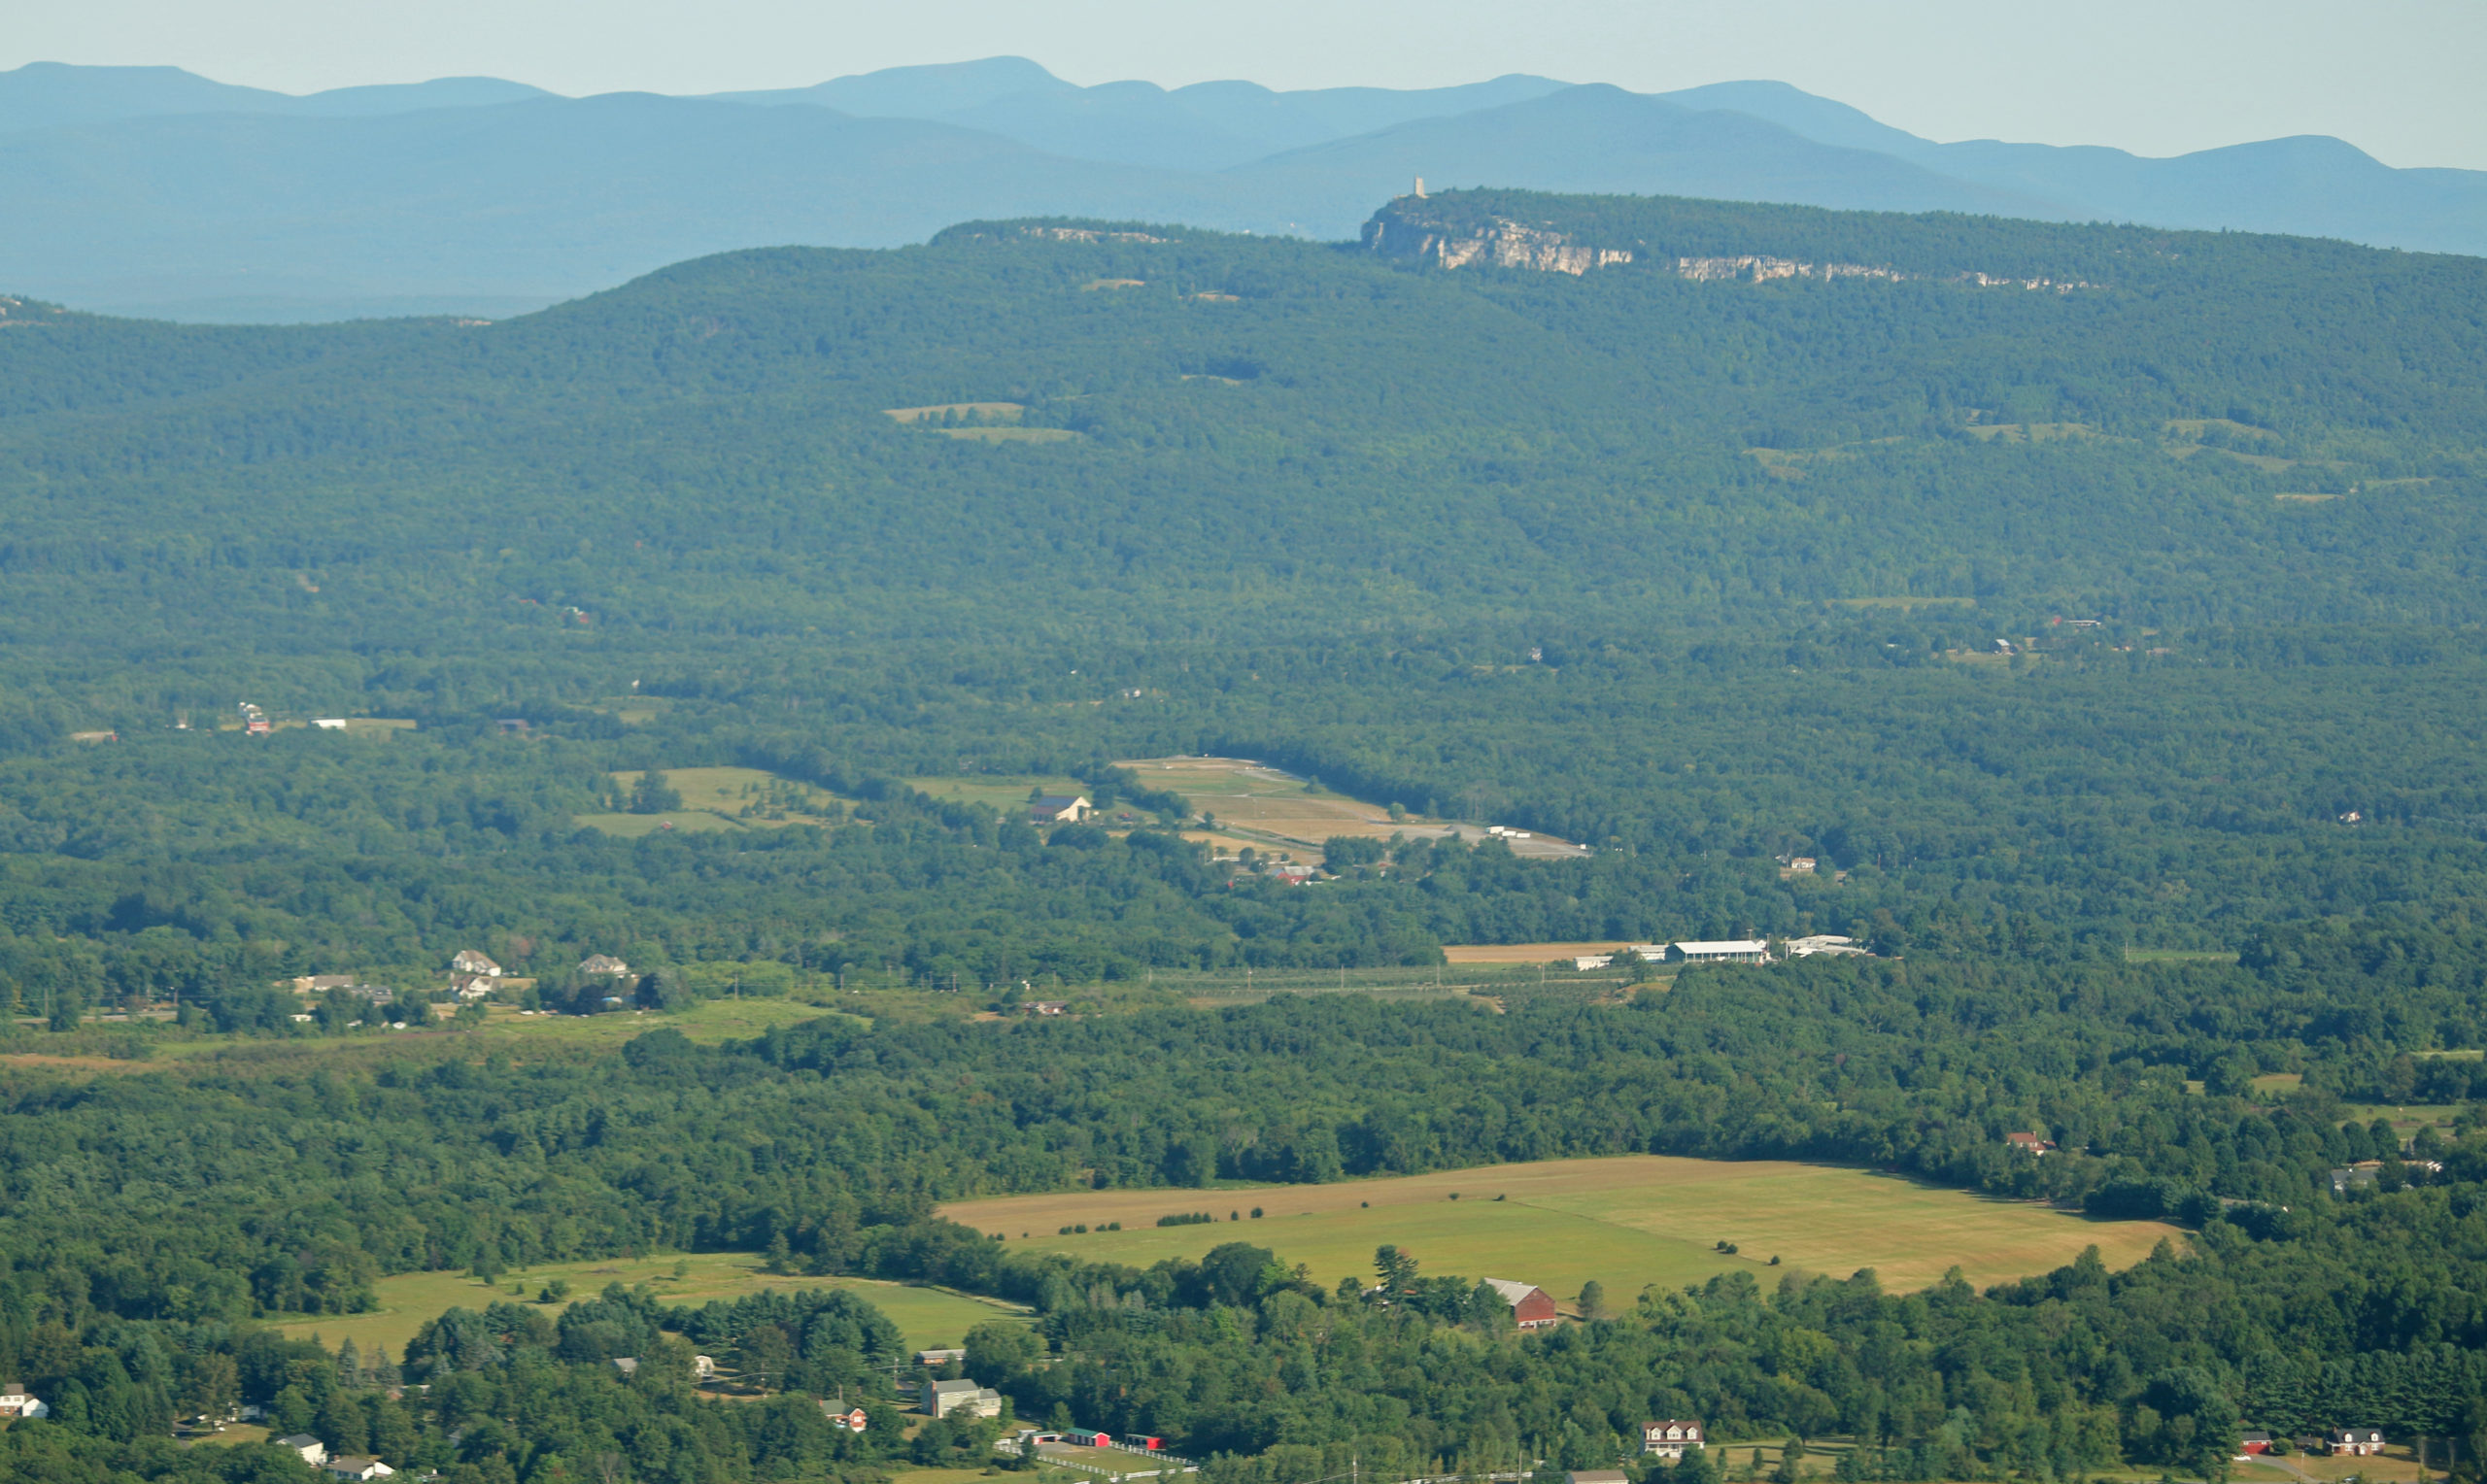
[276,1252,1030,1358]
[903,774,1094,814]
[0,995,856,1082]
[576,766,847,837]
[938,1155,2181,1298]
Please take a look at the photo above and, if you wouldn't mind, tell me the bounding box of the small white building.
[324,1458,395,1481]
[694,1355,718,1379]
[277,1435,328,1467]
[578,955,631,976]
[1574,954,1616,970]
[0,1384,49,1419]
[1670,940,1770,964]
[451,950,503,977]
[452,974,497,1000]
[1787,934,1868,958]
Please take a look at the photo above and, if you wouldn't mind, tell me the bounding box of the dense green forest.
[1,191,2485,1481]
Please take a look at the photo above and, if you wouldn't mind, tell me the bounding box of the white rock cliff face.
[1363,202,2098,290]
[1363,211,1631,275]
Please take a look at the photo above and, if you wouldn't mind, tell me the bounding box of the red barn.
[1483,1278,1561,1328]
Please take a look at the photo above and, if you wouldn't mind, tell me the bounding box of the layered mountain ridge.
[0,57,2478,320]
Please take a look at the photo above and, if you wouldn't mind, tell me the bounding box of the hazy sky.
[10,0,2484,169]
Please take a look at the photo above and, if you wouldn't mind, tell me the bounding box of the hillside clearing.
[576,765,847,836]
[937,1154,2178,1298]
[276,1254,1030,1358]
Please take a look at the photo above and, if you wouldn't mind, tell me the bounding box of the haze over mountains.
[1,55,2479,321]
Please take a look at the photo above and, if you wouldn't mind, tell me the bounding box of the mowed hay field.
[1442,942,1635,965]
[939,1156,2179,1298]
[1117,757,1407,847]
[905,774,1094,814]
[277,1253,1031,1358]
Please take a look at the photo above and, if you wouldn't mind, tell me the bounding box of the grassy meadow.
[938,1155,2181,1299]
[904,774,1094,814]
[575,765,848,837]
[276,1252,1032,1358]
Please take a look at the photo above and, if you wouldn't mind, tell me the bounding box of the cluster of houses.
[275,948,629,1021]
[2240,1429,2388,1457]
[1572,936,1868,971]
[274,1435,394,1480]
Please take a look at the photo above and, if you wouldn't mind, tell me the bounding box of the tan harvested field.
[1442,942,1632,964]
[0,1053,158,1075]
[1119,757,1398,845]
[939,1155,2180,1299]
[1117,757,1586,856]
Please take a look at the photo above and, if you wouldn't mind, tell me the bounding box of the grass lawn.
[891,1469,1016,1484]
[939,1155,2180,1299]
[276,1252,1031,1358]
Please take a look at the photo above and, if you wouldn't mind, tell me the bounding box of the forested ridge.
[0,192,2485,1482]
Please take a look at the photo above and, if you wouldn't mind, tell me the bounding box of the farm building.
[1574,954,1616,970]
[2239,1433,2271,1454]
[1065,1429,1113,1447]
[1641,1421,1706,1458]
[1482,1278,1560,1328]
[1670,940,1770,964]
[1788,934,1867,958]
[452,950,502,976]
[578,954,631,976]
[2332,1429,2386,1456]
[821,1404,868,1432]
[1030,794,1094,823]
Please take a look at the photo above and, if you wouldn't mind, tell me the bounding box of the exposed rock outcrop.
[1363,207,1631,276]
[1676,254,2096,292]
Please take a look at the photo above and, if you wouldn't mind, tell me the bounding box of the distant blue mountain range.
[0,56,2477,321]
